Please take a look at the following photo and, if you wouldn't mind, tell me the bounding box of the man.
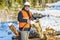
[18,2,32,40]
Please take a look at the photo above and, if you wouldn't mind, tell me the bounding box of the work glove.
[30,20,37,24]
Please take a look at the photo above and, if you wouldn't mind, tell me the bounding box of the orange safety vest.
[19,10,32,28]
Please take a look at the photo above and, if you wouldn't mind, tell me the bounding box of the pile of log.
[9,21,60,40]
[45,27,60,40]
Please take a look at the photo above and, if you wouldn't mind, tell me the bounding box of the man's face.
[25,5,30,11]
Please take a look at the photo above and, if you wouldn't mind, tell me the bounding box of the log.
[9,24,19,36]
[33,20,44,39]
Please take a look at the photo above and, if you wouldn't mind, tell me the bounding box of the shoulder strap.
[27,11,31,19]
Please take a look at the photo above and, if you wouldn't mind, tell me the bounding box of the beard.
[25,8,30,11]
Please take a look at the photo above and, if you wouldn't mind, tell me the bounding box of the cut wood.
[9,24,19,36]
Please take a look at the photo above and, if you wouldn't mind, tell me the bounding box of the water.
[0,21,18,40]
[0,21,34,40]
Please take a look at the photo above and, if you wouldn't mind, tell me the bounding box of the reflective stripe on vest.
[19,10,32,28]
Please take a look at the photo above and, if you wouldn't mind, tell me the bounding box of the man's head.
[24,2,30,11]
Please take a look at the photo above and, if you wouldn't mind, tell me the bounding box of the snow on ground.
[43,10,60,17]
[39,16,60,31]
[30,9,60,17]
[46,1,60,6]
